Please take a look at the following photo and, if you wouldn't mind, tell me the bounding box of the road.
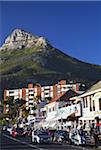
[0,131,97,150]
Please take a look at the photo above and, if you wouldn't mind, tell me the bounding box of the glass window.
[93,100,95,111]
[29,94,34,96]
[53,107,55,111]
[29,89,33,92]
[49,108,51,112]
[90,96,92,111]
[9,91,14,94]
[85,97,88,107]
[83,98,85,108]
[99,98,101,110]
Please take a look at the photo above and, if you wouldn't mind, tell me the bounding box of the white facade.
[79,88,101,122]
[43,99,81,129]
[6,89,22,100]
[41,86,53,100]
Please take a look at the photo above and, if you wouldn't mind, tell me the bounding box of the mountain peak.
[0,29,50,51]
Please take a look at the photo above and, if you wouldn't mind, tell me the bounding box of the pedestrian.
[91,128,99,148]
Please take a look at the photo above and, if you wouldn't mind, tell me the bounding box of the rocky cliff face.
[0,29,49,50]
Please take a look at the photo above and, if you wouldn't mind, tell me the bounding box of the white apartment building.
[3,80,82,114]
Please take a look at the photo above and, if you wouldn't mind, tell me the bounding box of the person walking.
[91,128,99,148]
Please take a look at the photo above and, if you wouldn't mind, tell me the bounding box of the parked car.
[54,130,69,143]
[47,129,56,141]
[7,127,26,138]
[32,130,52,143]
[7,127,17,137]
[7,127,13,135]
[16,128,26,137]
[97,132,101,142]
[70,129,86,146]
[12,130,18,137]
[84,131,95,146]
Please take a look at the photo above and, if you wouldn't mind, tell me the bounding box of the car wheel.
[34,138,37,143]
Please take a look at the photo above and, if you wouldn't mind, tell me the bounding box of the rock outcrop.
[0,29,49,50]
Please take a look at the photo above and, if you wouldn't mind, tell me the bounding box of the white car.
[32,130,51,143]
[7,127,13,135]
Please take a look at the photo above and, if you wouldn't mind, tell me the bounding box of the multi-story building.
[79,80,101,131]
[3,80,82,114]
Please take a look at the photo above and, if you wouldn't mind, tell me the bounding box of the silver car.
[70,129,86,145]
[32,130,51,143]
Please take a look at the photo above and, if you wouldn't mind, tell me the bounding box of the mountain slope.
[0,29,101,93]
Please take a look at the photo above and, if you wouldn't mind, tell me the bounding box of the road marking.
[2,133,90,150]
[3,133,45,150]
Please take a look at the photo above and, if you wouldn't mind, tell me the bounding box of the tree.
[4,97,26,124]
[33,96,41,103]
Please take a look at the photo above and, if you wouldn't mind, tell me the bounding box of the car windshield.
[55,131,67,136]
[38,131,48,136]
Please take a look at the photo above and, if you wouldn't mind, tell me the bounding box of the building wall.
[3,80,81,113]
[81,91,101,119]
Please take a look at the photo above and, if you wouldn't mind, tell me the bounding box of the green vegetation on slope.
[0,46,101,96]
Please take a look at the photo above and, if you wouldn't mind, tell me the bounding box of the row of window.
[48,107,55,112]
[83,96,101,111]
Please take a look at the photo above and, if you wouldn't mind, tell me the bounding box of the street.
[0,131,96,150]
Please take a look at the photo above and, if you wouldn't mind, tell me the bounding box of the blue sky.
[0,1,101,65]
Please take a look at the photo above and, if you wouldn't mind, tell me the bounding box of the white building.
[79,80,101,131]
[42,89,80,129]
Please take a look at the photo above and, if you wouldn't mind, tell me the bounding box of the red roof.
[49,89,79,104]
[49,92,66,103]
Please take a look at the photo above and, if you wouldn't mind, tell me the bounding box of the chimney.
[34,84,41,98]
[76,83,79,92]
[58,80,66,85]
[28,83,33,88]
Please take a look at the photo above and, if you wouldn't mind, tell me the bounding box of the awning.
[55,107,76,120]
[55,110,64,120]
[63,121,72,127]
[49,122,57,128]
[46,114,56,122]
[95,114,101,119]
[43,122,50,128]
[61,111,75,119]
[79,116,94,121]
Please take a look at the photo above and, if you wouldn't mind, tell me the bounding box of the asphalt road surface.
[0,131,97,150]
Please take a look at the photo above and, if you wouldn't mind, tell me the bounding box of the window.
[29,94,34,96]
[45,93,49,95]
[29,102,33,105]
[74,106,77,111]
[83,98,85,108]
[29,89,33,92]
[99,98,101,110]
[49,108,51,112]
[84,97,88,108]
[53,107,55,111]
[90,96,92,111]
[29,98,33,101]
[93,100,95,111]
[9,91,14,94]
[85,97,88,107]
